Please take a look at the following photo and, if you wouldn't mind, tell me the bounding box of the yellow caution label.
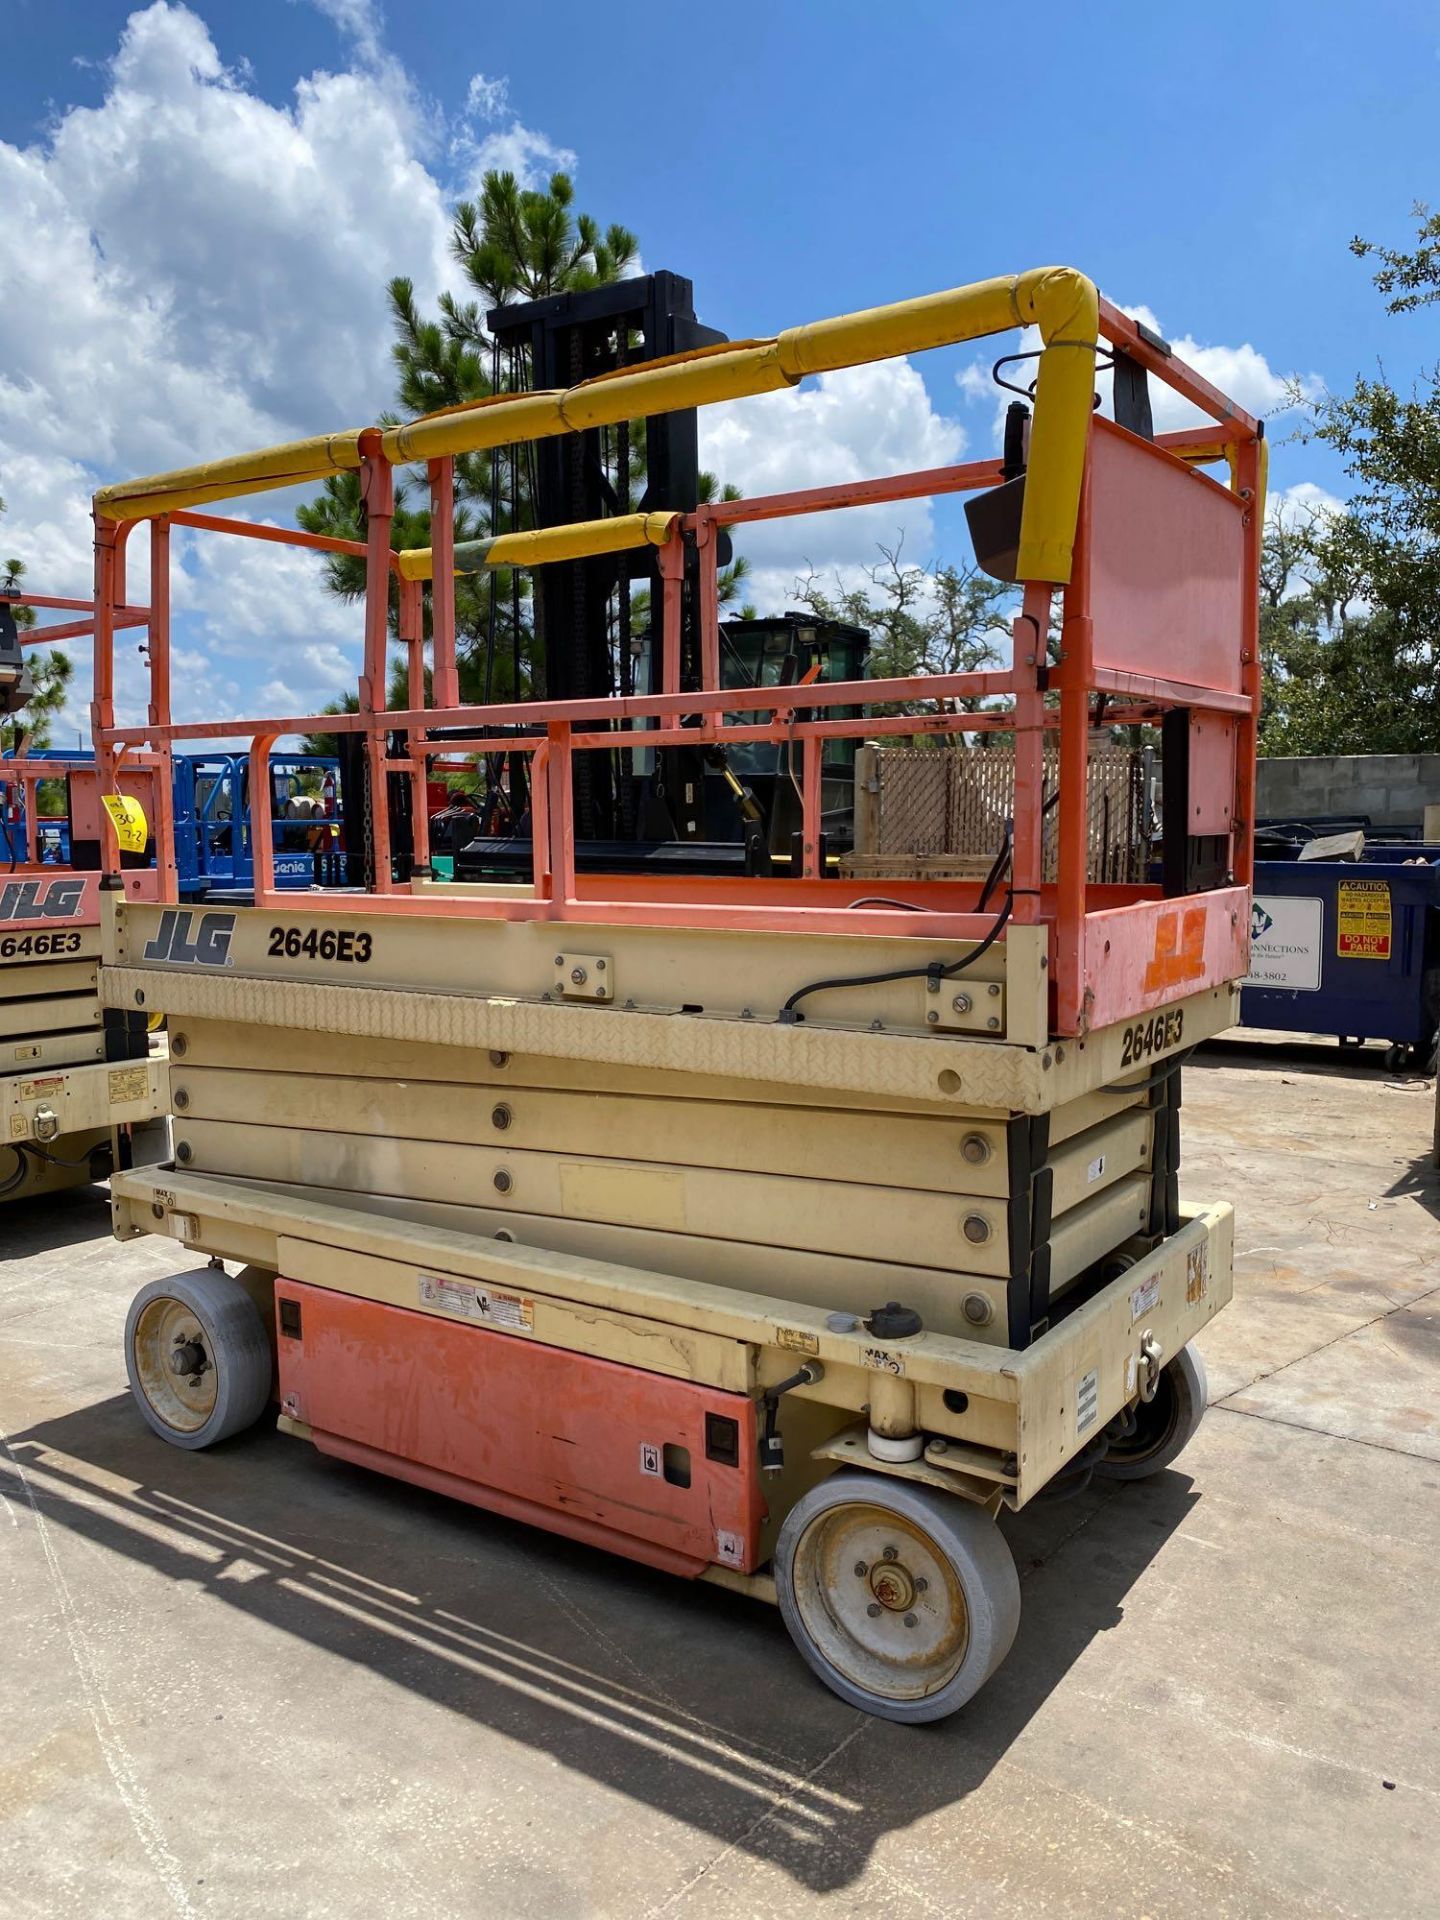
[101,793,148,854]
[1336,879,1391,960]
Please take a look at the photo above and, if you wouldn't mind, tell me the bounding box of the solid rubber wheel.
[125,1267,272,1450]
[1096,1343,1208,1482]
[774,1471,1020,1723]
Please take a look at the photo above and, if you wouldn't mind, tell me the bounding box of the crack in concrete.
[646,1717,870,1917]
[1213,1275,1440,1407]
[1213,1400,1440,1467]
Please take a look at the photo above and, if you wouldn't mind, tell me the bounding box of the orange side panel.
[275,1281,766,1577]
[1087,418,1246,695]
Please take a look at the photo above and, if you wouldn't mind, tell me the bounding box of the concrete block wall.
[1257,754,1439,831]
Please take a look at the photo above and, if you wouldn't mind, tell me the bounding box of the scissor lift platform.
[1,872,166,1202]
[92,264,1261,1720]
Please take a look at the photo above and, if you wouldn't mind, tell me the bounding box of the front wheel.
[1095,1343,1208,1482]
[125,1266,272,1450]
[774,1471,1020,1723]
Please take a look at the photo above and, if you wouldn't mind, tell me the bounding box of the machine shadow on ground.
[0,1184,116,1261]
[1195,1034,1428,1082]
[7,1393,1199,1894]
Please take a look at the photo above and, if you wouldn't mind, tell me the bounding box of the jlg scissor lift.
[1,591,167,1202]
[95,267,1261,1722]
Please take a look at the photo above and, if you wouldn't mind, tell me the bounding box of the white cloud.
[1,4,981,741]
[701,359,968,613]
[306,0,387,71]
[0,2,471,736]
[450,64,576,190]
[1267,479,1345,530]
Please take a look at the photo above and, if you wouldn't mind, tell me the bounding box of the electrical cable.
[845,896,935,913]
[780,889,1013,1021]
[18,1138,104,1171]
[1097,1046,1195,1096]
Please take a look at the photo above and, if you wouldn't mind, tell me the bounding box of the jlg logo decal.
[0,877,87,922]
[1141,906,1208,994]
[141,908,236,968]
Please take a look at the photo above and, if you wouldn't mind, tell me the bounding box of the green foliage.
[298,171,727,709]
[791,540,1013,713]
[1272,203,1440,752]
[453,172,638,307]
[1,516,74,780]
[1258,519,1436,754]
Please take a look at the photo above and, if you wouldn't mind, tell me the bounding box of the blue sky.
[3,0,1438,740]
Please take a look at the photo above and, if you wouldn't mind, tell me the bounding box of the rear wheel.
[125,1266,272,1450]
[1096,1343,1208,1482]
[774,1471,1020,1723]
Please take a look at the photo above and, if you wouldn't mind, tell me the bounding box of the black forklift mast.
[487,273,730,842]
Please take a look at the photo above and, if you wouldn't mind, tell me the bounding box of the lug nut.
[866,1602,882,1618]
[854,1561,868,1577]
[881,1545,898,1562]
[903,1613,918,1629]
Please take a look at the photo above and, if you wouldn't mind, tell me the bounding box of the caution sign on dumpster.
[1336,879,1392,959]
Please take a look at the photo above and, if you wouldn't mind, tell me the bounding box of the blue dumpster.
[1242,840,1440,1068]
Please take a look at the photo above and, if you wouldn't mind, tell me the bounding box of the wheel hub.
[131,1297,220,1433]
[868,1559,915,1612]
[791,1502,971,1703]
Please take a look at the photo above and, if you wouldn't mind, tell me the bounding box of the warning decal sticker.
[107,1065,150,1105]
[1076,1368,1099,1437]
[1336,879,1391,960]
[418,1272,535,1332]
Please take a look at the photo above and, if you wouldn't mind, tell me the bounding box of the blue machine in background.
[1,746,79,865]
[171,753,342,898]
[2,748,341,897]
[1243,828,1440,1071]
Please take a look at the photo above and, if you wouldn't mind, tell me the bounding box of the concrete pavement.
[2,1038,1436,1918]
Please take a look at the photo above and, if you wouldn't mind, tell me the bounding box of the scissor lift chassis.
[86,265,1261,1720]
[2,917,168,1201]
[106,897,1231,1715]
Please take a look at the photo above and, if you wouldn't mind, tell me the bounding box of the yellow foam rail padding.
[396,511,681,582]
[93,268,1100,583]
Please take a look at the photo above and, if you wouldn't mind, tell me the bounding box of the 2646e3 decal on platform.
[1119,1007,1184,1067]
[0,877,88,924]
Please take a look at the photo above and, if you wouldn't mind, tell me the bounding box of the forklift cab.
[716,613,870,857]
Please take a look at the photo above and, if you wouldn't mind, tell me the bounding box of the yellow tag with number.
[101,793,148,854]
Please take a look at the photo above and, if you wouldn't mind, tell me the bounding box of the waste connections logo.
[1251,902,1274,940]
